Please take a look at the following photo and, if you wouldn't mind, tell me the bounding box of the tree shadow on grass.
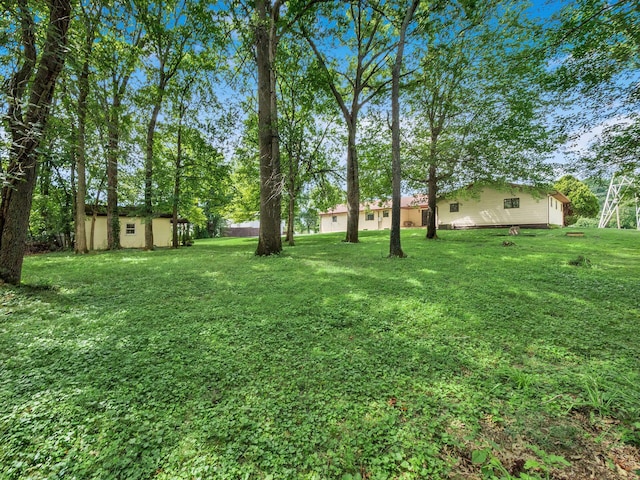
[5,230,639,478]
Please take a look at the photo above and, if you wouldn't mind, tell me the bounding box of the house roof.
[549,191,571,204]
[320,196,428,215]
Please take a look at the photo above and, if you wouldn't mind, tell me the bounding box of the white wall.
[436,187,553,227]
[321,208,426,232]
[548,196,564,226]
[320,213,348,233]
[84,217,173,250]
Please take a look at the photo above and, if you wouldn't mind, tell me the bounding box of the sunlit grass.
[1,227,638,479]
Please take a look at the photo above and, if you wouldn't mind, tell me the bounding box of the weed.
[567,255,591,267]
[579,375,620,416]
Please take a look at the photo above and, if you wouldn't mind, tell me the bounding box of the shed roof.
[84,205,188,221]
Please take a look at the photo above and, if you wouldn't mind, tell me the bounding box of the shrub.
[573,217,599,228]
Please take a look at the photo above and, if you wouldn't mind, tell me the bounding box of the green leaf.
[471,449,489,464]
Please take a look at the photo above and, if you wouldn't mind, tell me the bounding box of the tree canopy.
[549,0,639,177]
[554,174,600,223]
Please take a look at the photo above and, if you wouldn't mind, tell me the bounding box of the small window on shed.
[366,212,375,221]
[449,203,459,213]
[504,198,520,209]
[383,210,389,218]
[332,216,338,223]
[550,197,553,207]
[125,223,136,235]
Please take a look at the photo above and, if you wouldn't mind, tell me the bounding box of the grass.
[1,228,639,479]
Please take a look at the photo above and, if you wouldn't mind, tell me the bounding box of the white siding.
[320,213,348,233]
[84,216,173,250]
[548,196,564,226]
[401,207,423,227]
[321,208,422,233]
[437,187,551,227]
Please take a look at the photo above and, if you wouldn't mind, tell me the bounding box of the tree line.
[1,0,637,283]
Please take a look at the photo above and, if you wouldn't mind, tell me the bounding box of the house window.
[504,198,520,209]
[332,216,337,223]
[366,212,375,221]
[449,203,459,213]
[550,197,553,207]
[125,223,136,235]
[383,210,389,218]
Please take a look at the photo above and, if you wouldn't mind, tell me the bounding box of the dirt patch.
[444,412,640,479]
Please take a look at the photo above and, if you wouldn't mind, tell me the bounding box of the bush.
[565,215,578,226]
[573,217,599,228]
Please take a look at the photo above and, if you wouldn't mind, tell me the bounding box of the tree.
[170,78,191,247]
[134,0,200,250]
[277,40,338,246]
[550,0,639,177]
[71,1,102,254]
[253,0,284,255]
[94,3,143,249]
[554,175,600,223]
[301,0,395,243]
[405,0,556,239]
[227,112,262,223]
[227,0,326,255]
[389,0,419,258]
[0,0,72,284]
[28,110,76,250]
[151,90,232,248]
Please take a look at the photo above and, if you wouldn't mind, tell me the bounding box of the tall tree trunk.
[0,148,39,283]
[286,193,295,247]
[144,100,162,250]
[345,120,360,243]
[39,160,52,238]
[104,27,138,250]
[390,0,419,257]
[426,162,438,239]
[89,178,105,251]
[106,104,120,250]
[75,53,90,254]
[285,155,296,246]
[0,0,72,284]
[255,0,283,256]
[172,107,183,249]
[64,163,74,248]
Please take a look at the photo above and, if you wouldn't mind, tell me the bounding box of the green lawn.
[1,228,639,479]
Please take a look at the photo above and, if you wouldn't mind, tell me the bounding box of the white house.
[318,185,569,232]
[436,185,569,229]
[319,197,428,233]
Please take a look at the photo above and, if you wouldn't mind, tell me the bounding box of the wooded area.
[1,0,638,283]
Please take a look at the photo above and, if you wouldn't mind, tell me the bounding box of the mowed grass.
[1,228,639,479]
